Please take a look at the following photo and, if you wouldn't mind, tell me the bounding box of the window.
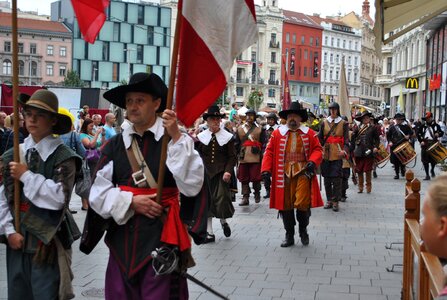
[299,86,304,96]
[18,60,24,75]
[336,54,339,64]
[47,45,54,56]
[329,70,333,80]
[271,33,277,44]
[386,57,392,74]
[337,39,340,47]
[112,63,119,81]
[148,26,154,45]
[163,28,168,47]
[59,65,66,76]
[137,5,144,24]
[330,53,333,63]
[355,41,358,50]
[268,88,275,97]
[303,67,307,77]
[324,36,328,45]
[236,68,243,80]
[270,52,276,63]
[347,56,351,65]
[269,70,276,82]
[316,38,319,46]
[324,52,327,62]
[331,37,334,46]
[336,70,339,80]
[313,87,318,95]
[2,60,11,75]
[102,42,109,60]
[349,41,352,49]
[354,57,358,66]
[301,35,305,45]
[4,41,11,52]
[354,71,358,83]
[286,33,289,43]
[348,71,351,81]
[304,50,308,60]
[137,45,143,63]
[342,40,346,48]
[18,43,24,53]
[30,43,36,54]
[60,46,66,57]
[46,64,54,76]
[31,61,37,76]
[309,37,313,46]
[292,34,296,44]
[113,23,120,41]
[236,87,244,96]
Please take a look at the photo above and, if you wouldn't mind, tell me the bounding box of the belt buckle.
[132,170,147,186]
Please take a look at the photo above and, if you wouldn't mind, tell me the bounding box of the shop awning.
[374,0,447,51]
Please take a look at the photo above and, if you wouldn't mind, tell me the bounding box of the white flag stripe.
[182,0,258,82]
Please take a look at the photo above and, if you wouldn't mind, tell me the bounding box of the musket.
[336,143,357,185]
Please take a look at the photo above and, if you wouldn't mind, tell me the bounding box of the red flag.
[70,0,110,44]
[175,0,258,127]
[282,56,291,110]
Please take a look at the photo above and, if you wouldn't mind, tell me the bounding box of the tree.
[63,70,84,87]
[247,89,263,111]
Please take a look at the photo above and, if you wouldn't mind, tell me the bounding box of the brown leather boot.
[357,172,364,193]
[239,183,250,206]
[366,171,372,193]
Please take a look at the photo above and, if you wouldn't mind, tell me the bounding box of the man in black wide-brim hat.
[86,72,204,299]
[261,102,324,247]
[0,89,81,299]
[386,113,413,179]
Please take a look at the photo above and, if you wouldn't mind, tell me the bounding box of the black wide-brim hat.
[393,112,406,120]
[266,112,278,120]
[279,101,308,122]
[203,105,225,120]
[354,111,373,122]
[103,73,167,112]
[19,89,72,134]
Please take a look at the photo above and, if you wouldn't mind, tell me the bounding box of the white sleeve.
[89,160,135,225]
[166,133,204,197]
[0,186,15,236]
[20,170,65,210]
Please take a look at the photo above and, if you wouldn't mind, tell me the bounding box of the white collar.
[278,124,309,136]
[327,116,342,123]
[265,124,279,130]
[23,135,63,162]
[122,117,164,149]
[197,128,233,146]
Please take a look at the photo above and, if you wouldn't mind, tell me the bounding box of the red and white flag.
[176,0,258,127]
[71,0,110,44]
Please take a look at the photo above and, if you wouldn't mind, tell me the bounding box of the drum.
[427,142,447,164]
[374,143,390,166]
[393,141,417,166]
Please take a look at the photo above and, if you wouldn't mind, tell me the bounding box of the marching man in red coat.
[261,102,323,247]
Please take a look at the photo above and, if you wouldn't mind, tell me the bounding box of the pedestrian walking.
[0,90,81,300]
[86,72,204,299]
[386,113,413,179]
[318,102,349,212]
[196,105,236,243]
[261,102,323,247]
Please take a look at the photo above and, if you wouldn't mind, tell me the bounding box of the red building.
[282,10,323,108]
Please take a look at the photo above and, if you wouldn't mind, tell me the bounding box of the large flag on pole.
[282,56,291,110]
[176,0,258,127]
[71,0,110,43]
[337,59,351,122]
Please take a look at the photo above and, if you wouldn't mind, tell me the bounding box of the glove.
[305,162,316,177]
[261,172,271,181]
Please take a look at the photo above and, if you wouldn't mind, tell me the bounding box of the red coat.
[261,125,323,210]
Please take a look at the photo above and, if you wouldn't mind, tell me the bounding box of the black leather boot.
[296,210,310,245]
[281,232,295,247]
[281,210,295,247]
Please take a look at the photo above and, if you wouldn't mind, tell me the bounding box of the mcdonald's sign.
[405,77,419,89]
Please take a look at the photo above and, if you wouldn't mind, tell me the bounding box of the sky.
[15,0,376,20]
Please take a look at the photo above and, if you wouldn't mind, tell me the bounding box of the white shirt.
[89,117,204,225]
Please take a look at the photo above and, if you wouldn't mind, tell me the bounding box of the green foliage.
[63,70,84,87]
[247,89,263,110]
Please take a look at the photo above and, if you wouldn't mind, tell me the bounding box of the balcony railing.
[269,41,280,48]
[268,79,279,85]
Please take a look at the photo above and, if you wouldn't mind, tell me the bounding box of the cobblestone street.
[0,147,432,299]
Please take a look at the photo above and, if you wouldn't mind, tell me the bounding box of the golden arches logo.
[406,78,419,89]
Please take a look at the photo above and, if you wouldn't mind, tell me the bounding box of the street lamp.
[124,48,136,82]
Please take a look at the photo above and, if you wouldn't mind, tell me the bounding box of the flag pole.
[156,3,182,204]
[11,0,21,233]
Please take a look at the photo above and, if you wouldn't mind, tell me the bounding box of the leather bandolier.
[236,124,263,164]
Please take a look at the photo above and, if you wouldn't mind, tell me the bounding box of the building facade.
[0,12,71,86]
[424,13,447,122]
[282,10,322,109]
[311,15,362,105]
[341,0,382,108]
[52,0,171,88]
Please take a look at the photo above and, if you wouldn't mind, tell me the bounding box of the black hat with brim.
[279,102,308,122]
[203,105,225,120]
[266,112,278,120]
[19,90,72,135]
[354,111,373,122]
[103,73,167,112]
[393,113,406,120]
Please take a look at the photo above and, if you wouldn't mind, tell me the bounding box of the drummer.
[387,113,413,180]
[417,111,444,180]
